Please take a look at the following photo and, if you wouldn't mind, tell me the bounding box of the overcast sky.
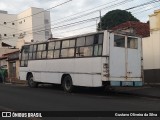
[0,0,160,37]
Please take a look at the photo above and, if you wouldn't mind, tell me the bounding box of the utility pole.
[99,10,102,31]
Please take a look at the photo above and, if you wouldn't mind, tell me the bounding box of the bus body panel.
[20,57,104,87]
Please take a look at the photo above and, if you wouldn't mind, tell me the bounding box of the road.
[0,83,160,120]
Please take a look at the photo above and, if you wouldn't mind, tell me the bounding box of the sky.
[0,0,160,37]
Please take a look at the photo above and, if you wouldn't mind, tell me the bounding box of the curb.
[117,91,160,99]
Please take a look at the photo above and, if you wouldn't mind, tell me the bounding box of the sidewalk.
[114,85,160,99]
[4,80,27,85]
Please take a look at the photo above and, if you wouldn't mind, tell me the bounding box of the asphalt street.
[0,83,160,120]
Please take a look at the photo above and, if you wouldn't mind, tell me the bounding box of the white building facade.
[143,9,160,84]
[0,7,51,48]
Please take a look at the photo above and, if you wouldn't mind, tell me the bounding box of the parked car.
[0,65,8,83]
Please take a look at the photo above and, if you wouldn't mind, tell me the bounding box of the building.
[0,50,20,83]
[111,21,150,38]
[0,10,17,47]
[0,7,51,48]
[0,48,18,59]
[143,9,160,84]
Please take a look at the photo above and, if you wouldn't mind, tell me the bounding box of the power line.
[1,0,125,33]
[1,17,98,41]
[6,0,73,24]
[0,0,132,37]
[125,0,159,10]
[2,0,160,41]
[53,24,96,34]
[133,4,160,15]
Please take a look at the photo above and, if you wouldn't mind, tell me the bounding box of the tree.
[98,9,139,30]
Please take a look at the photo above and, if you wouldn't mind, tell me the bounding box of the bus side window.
[62,40,69,48]
[55,41,60,49]
[32,45,37,60]
[47,50,54,58]
[77,37,85,46]
[29,45,33,60]
[98,34,103,44]
[86,35,94,45]
[94,34,103,56]
[54,50,60,58]
[22,46,29,60]
[69,40,75,47]
[21,45,29,67]
[37,43,47,59]
[77,47,93,57]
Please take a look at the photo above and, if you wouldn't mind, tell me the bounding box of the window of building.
[4,22,6,25]
[12,23,15,25]
[13,34,15,37]
[19,21,22,24]
[4,34,7,36]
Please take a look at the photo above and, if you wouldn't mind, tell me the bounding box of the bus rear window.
[127,37,138,49]
[114,35,125,48]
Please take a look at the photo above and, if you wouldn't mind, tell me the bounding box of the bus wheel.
[27,74,38,88]
[62,75,73,93]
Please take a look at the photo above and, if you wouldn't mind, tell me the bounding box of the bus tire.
[27,74,38,88]
[62,75,73,93]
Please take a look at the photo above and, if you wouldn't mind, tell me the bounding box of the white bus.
[19,30,143,92]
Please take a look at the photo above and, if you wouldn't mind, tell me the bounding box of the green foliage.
[98,9,139,30]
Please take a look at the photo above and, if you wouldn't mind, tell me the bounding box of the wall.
[143,9,160,84]
[17,7,51,43]
[0,48,18,56]
[0,12,17,47]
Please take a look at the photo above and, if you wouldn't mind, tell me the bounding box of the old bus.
[19,30,143,92]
